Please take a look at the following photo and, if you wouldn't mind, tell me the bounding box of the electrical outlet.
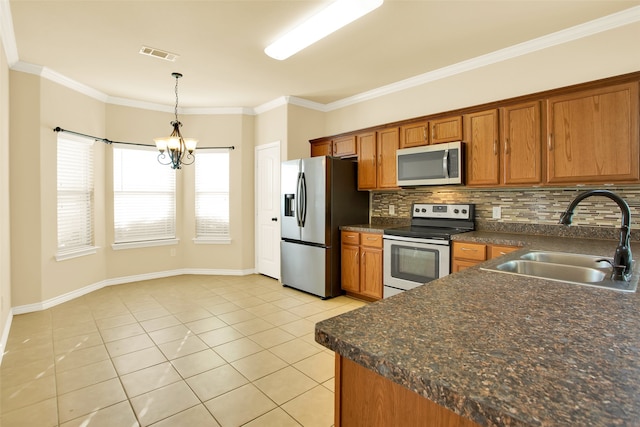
[492,206,502,219]
[170,248,176,257]
[389,204,395,215]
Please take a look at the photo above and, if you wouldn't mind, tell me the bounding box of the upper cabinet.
[358,128,399,190]
[310,138,332,157]
[464,109,500,186]
[399,116,462,149]
[546,82,639,184]
[310,135,357,158]
[500,101,542,185]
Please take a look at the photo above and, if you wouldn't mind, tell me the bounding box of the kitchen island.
[315,232,640,426]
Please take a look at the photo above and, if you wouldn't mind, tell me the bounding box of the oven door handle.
[383,235,448,245]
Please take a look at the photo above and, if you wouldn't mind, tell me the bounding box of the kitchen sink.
[481,250,638,293]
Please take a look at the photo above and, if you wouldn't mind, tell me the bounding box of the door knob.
[272,217,278,221]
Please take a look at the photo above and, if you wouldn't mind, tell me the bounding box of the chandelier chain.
[174,75,179,123]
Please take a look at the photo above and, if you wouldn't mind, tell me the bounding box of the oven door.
[383,235,450,297]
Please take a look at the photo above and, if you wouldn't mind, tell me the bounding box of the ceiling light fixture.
[154,72,198,169]
[264,0,383,61]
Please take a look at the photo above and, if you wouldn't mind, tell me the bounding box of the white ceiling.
[5,0,640,111]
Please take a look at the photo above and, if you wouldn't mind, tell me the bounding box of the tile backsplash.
[372,186,640,232]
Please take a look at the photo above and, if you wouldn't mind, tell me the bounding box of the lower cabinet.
[341,231,383,301]
[452,241,519,272]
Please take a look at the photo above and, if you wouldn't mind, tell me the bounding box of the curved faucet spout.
[559,190,632,281]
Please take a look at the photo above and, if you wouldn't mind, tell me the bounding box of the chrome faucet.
[559,190,632,281]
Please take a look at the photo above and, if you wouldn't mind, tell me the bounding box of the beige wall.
[287,104,325,160]
[0,37,11,348]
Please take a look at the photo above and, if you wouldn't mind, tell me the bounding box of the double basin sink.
[481,250,638,293]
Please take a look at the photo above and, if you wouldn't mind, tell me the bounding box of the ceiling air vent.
[139,46,179,62]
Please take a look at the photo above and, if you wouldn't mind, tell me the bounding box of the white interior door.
[255,142,281,279]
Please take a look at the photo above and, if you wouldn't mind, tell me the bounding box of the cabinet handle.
[366,237,377,241]
[423,126,427,142]
[431,126,435,141]
[355,250,359,264]
[548,133,553,151]
[460,247,477,252]
[504,138,509,155]
[361,252,365,266]
[493,140,498,155]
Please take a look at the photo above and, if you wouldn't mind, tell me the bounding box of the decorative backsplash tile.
[372,186,640,235]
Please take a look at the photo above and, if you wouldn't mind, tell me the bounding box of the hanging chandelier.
[154,72,198,169]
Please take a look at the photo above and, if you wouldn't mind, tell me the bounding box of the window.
[195,150,230,243]
[113,146,176,247]
[57,134,95,260]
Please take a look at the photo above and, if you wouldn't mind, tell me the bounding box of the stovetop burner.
[383,203,475,240]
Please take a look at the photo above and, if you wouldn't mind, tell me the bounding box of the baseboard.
[0,309,13,366]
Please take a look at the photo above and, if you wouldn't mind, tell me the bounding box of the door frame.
[254,141,281,279]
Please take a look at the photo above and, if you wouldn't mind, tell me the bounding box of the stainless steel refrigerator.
[281,156,369,298]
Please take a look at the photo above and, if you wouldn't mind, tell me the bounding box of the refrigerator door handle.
[300,172,307,227]
[296,172,303,226]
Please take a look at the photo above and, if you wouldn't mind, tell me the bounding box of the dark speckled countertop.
[316,231,640,426]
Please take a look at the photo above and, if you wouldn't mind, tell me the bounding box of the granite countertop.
[340,223,387,233]
[316,232,640,426]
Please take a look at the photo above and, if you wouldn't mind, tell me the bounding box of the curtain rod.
[53,127,235,150]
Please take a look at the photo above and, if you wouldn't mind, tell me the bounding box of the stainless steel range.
[383,203,475,298]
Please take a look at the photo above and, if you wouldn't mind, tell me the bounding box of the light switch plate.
[389,204,395,215]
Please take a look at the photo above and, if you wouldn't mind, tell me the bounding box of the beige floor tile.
[156,334,208,360]
[185,364,248,401]
[214,337,264,362]
[140,315,181,332]
[231,350,288,381]
[53,321,98,342]
[59,401,139,427]
[293,352,335,383]
[244,302,281,317]
[1,374,57,413]
[231,296,265,308]
[198,326,244,347]
[151,404,220,427]
[5,329,52,350]
[322,377,335,392]
[170,349,226,379]
[253,366,318,405]
[53,331,104,355]
[206,302,241,316]
[1,341,54,369]
[261,310,301,326]
[111,346,167,375]
[58,378,127,423]
[217,309,257,325]
[282,385,334,427]
[56,359,117,394]
[100,322,146,343]
[287,303,329,318]
[0,396,58,427]
[130,381,200,426]
[269,338,322,364]
[120,361,182,397]
[249,327,296,348]
[132,307,171,322]
[243,408,302,427]
[272,297,306,310]
[0,357,55,389]
[105,333,155,357]
[174,307,212,323]
[148,324,193,345]
[55,344,110,373]
[279,319,316,337]
[184,316,227,334]
[232,318,275,335]
[90,305,132,321]
[95,313,137,330]
[205,384,277,427]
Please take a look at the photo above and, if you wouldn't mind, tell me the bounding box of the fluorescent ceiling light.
[265,0,384,61]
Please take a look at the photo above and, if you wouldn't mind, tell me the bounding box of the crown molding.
[4,5,639,115]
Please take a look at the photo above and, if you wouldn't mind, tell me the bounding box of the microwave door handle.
[442,149,449,179]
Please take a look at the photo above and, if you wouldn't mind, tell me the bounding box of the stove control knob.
[421,208,427,212]
[415,208,419,213]
[454,209,459,214]
[462,209,468,214]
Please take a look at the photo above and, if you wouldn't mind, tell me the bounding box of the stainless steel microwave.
[396,141,464,186]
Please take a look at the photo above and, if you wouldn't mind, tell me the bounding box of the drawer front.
[341,231,360,245]
[452,241,487,261]
[490,245,519,259]
[360,233,383,248]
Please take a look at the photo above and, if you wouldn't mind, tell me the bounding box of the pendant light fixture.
[154,72,198,169]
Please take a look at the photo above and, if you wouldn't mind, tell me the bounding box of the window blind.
[195,151,230,240]
[57,135,94,255]
[113,146,176,243]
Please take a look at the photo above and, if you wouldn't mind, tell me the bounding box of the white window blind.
[195,151,230,242]
[57,135,95,257]
[113,146,176,244]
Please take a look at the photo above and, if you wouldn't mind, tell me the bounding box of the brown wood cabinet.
[310,139,332,157]
[399,120,429,148]
[341,231,383,301]
[452,241,519,272]
[546,82,639,184]
[333,135,357,157]
[335,354,480,427]
[501,101,543,185]
[464,109,500,186]
[357,129,399,190]
[431,115,463,144]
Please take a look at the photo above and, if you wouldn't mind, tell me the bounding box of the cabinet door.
[431,116,462,144]
[360,247,383,299]
[399,121,429,148]
[310,140,332,157]
[546,82,639,184]
[501,101,542,185]
[341,244,360,293]
[464,109,500,186]
[357,132,378,190]
[333,135,357,158]
[452,258,481,273]
[377,128,399,189]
